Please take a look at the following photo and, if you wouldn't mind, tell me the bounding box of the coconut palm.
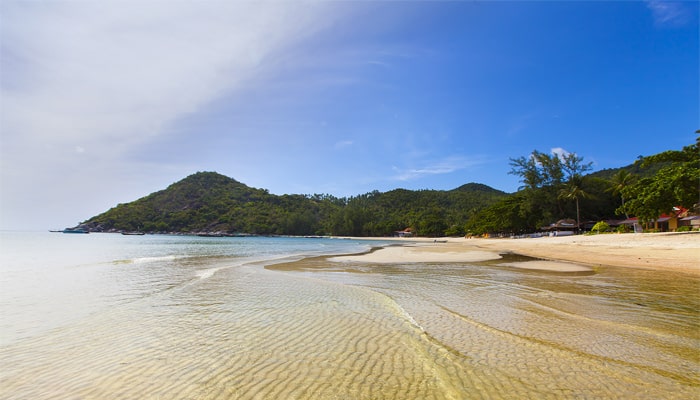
[558,174,592,232]
[605,169,635,218]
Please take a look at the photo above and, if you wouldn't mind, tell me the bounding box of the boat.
[122,232,145,236]
[62,228,89,234]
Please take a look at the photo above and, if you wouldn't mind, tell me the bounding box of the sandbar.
[334,232,700,275]
[329,246,501,264]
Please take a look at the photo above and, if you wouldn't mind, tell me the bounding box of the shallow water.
[1,233,698,399]
[272,255,699,398]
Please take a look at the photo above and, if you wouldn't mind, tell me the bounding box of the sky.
[0,1,698,230]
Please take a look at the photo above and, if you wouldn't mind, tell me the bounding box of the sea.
[0,231,698,399]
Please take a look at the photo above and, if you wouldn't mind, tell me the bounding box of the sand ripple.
[2,257,698,399]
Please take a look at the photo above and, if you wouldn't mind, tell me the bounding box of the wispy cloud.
[645,1,693,27]
[391,156,484,181]
[334,140,354,149]
[0,2,334,163]
[0,1,335,228]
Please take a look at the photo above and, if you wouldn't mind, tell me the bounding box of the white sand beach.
[334,232,700,274]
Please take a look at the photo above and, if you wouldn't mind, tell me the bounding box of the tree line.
[465,138,698,235]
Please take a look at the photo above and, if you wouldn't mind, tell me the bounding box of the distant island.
[78,171,507,237]
[77,141,698,237]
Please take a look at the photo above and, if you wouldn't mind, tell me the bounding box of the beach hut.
[618,207,692,232]
[618,217,642,232]
[679,215,700,229]
[394,228,414,238]
[542,219,579,236]
[673,206,698,230]
[542,218,578,230]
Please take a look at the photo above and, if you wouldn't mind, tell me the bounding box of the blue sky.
[1,1,697,230]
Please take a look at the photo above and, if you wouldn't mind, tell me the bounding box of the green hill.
[82,171,508,236]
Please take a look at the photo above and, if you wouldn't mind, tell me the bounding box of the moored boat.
[62,228,89,234]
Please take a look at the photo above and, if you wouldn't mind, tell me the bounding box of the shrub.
[676,226,691,232]
[616,224,630,233]
[590,221,610,234]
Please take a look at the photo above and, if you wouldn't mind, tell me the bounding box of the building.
[618,207,698,232]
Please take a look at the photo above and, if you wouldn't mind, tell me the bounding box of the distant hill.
[81,171,508,236]
[452,182,506,194]
[83,172,280,233]
[587,155,671,181]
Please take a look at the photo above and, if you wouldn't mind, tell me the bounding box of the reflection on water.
[1,246,698,399]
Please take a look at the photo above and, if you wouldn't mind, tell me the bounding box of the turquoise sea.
[1,231,698,399]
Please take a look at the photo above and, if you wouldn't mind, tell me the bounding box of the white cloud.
[0,1,336,229]
[645,1,692,27]
[550,147,570,160]
[1,2,330,154]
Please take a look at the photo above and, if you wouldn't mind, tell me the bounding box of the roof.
[542,218,578,230]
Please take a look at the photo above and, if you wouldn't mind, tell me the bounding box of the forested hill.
[81,171,508,236]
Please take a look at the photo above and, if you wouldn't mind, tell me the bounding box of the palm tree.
[558,174,591,232]
[605,169,635,218]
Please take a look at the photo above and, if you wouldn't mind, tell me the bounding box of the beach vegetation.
[558,174,593,231]
[616,224,631,233]
[465,149,594,235]
[590,221,611,234]
[466,139,697,236]
[618,140,699,229]
[604,170,635,218]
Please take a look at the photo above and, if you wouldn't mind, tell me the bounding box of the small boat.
[63,228,89,234]
[122,232,145,236]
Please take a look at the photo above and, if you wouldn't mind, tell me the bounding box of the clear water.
[1,232,698,399]
[0,232,379,345]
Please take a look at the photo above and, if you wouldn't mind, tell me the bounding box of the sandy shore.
[333,232,700,275]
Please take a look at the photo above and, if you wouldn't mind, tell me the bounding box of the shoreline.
[332,232,700,275]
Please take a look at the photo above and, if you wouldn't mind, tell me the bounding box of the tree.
[465,193,532,235]
[561,152,593,179]
[508,149,593,231]
[620,140,699,228]
[508,150,564,189]
[558,174,592,231]
[605,169,635,218]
